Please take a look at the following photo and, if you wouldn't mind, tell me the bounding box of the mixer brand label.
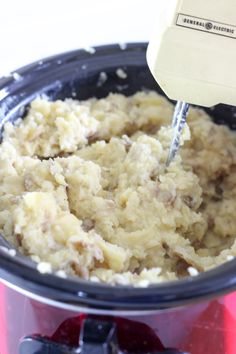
[176,14,236,39]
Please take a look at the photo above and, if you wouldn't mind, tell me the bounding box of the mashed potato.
[0,91,236,286]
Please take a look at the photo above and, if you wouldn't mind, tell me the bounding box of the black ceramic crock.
[0,43,236,315]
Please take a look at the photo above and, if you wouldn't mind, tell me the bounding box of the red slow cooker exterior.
[1,283,236,353]
[1,43,236,354]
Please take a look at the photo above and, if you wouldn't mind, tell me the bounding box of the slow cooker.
[0,43,236,354]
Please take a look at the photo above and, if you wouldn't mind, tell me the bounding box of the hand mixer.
[147,0,236,165]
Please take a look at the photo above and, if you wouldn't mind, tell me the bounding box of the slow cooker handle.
[79,318,189,354]
[19,319,118,354]
[19,318,189,354]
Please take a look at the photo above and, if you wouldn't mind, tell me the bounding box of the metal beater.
[166,101,189,166]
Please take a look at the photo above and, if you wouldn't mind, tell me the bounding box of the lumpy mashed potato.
[0,91,236,285]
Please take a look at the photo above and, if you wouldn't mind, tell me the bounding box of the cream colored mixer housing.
[147,0,236,107]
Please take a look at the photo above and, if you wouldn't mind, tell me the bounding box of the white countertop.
[0,0,157,76]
